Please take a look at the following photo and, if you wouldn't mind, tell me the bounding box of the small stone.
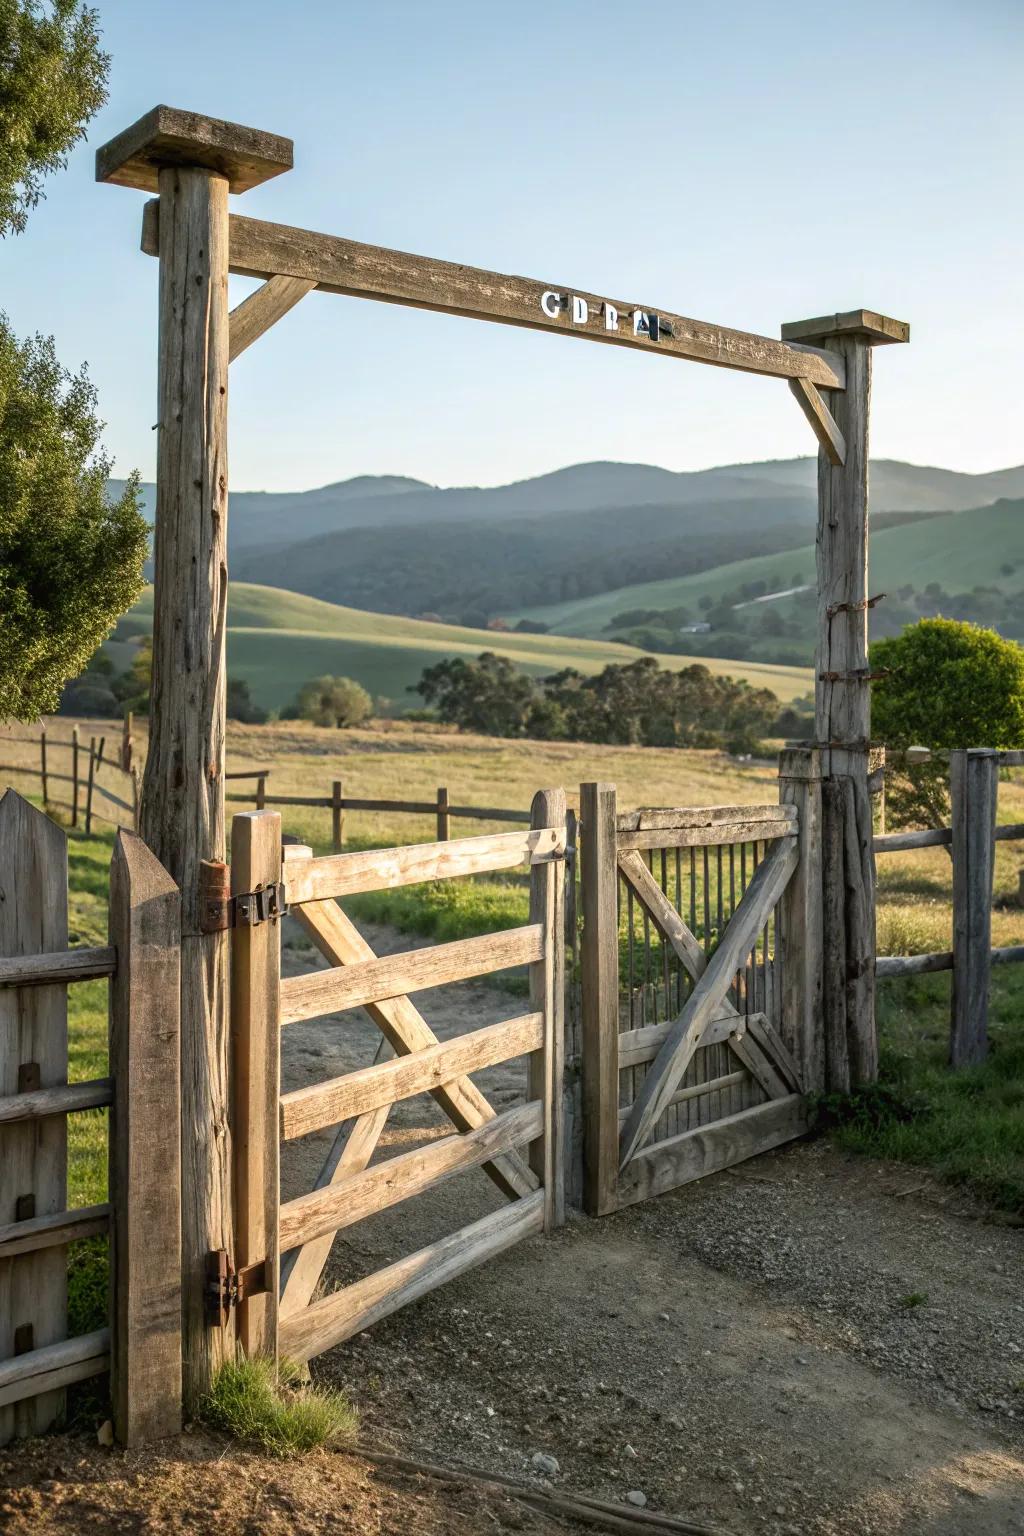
[626,1491,647,1508]
[96,1420,114,1448]
[624,1443,638,1458]
[485,1407,496,1418]
[531,1452,560,1477]
[659,1312,670,1322]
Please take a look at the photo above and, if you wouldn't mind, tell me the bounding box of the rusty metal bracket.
[200,859,288,933]
[826,592,885,618]
[205,1249,269,1327]
[818,668,890,684]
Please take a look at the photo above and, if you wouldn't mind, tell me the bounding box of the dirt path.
[281,918,1024,1536]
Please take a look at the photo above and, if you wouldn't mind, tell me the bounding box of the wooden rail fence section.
[873,746,1024,1067]
[0,790,181,1446]
[580,784,809,1217]
[230,791,566,1366]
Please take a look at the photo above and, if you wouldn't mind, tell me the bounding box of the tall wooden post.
[97,107,293,1401]
[781,311,909,1092]
[950,748,998,1067]
[777,747,824,1093]
[579,782,620,1216]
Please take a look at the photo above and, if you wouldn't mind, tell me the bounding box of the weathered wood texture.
[280,1013,542,1139]
[617,1097,809,1208]
[97,105,293,193]
[618,835,798,1165]
[284,827,564,905]
[778,748,825,1092]
[529,789,566,1228]
[950,750,998,1067]
[228,275,316,362]
[579,784,620,1217]
[141,200,847,390]
[284,852,536,1203]
[279,1101,543,1253]
[108,832,182,1445]
[231,812,283,1358]
[140,163,234,1400]
[279,1192,545,1364]
[788,377,846,466]
[0,793,68,1444]
[0,1205,109,1262]
[280,925,544,1024]
[0,1330,110,1411]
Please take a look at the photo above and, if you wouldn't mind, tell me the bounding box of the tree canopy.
[0,321,148,721]
[290,675,373,729]
[871,618,1024,827]
[0,0,108,236]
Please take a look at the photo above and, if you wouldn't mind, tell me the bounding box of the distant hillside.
[110,583,813,710]
[516,498,1024,663]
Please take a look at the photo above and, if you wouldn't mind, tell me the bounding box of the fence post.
[39,728,48,808]
[108,831,182,1445]
[131,766,141,832]
[332,780,344,852]
[579,782,619,1217]
[529,789,566,1230]
[256,773,267,811]
[950,748,998,1067]
[85,736,105,836]
[0,792,68,1444]
[778,747,825,1093]
[231,811,283,1358]
[436,786,450,842]
[71,726,79,828]
[121,712,134,773]
[563,807,583,1209]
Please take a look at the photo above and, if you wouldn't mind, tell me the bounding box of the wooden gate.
[580,785,810,1216]
[227,791,567,1364]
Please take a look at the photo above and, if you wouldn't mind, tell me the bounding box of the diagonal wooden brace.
[618,835,799,1166]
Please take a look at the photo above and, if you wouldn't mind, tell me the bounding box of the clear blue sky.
[3,0,1021,491]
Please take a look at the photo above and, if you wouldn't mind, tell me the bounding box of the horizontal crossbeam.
[280,925,544,1024]
[141,200,846,390]
[278,1100,543,1251]
[280,1012,544,1138]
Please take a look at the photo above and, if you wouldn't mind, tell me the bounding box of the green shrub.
[201,1356,358,1458]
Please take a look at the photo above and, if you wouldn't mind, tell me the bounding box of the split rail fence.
[223,793,567,1365]
[0,790,181,1446]
[225,778,534,848]
[874,747,1024,1066]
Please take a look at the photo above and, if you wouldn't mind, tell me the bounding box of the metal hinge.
[199,860,288,934]
[205,1250,269,1327]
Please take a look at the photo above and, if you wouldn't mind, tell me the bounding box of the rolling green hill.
[113,584,812,708]
[516,499,1024,646]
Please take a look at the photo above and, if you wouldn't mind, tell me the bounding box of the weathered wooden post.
[579,782,620,1216]
[97,107,293,1400]
[70,726,79,828]
[777,746,824,1093]
[950,748,998,1067]
[780,311,909,1091]
[332,780,344,853]
[436,785,451,842]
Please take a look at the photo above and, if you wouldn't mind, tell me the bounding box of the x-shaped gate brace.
[617,835,802,1167]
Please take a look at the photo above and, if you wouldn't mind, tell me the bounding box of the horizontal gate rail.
[280,1012,544,1138]
[279,1100,544,1251]
[279,1191,546,1364]
[279,925,544,1024]
[617,1096,807,1206]
[283,825,565,904]
[0,1204,110,1261]
[616,1009,766,1069]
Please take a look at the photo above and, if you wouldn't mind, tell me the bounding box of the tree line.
[412,652,780,753]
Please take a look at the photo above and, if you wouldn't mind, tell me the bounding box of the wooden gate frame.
[95,103,907,1392]
[228,792,566,1365]
[580,782,820,1216]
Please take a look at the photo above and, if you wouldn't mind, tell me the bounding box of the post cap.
[781,310,909,346]
[96,105,293,193]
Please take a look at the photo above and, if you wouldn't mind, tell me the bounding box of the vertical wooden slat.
[332,780,344,853]
[563,807,583,1210]
[121,711,134,773]
[256,774,267,811]
[778,747,824,1092]
[231,811,283,1358]
[0,791,68,1444]
[950,749,998,1067]
[70,726,79,828]
[436,786,450,842]
[39,729,48,808]
[529,789,566,1230]
[85,737,105,836]
[580,783,619,1217]
[109,831,182,1445]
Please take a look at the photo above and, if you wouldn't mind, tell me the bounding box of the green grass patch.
[822,969,1024,1215]
[201,1357,358,1457]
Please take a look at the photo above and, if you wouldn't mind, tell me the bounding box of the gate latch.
[200,860,288,934]
[205,1250,269,1327]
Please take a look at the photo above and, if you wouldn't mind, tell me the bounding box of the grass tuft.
[201,1356,358,1458]
[899,1292,929,1309]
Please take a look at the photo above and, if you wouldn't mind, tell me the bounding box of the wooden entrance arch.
[96,105,908,1395]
